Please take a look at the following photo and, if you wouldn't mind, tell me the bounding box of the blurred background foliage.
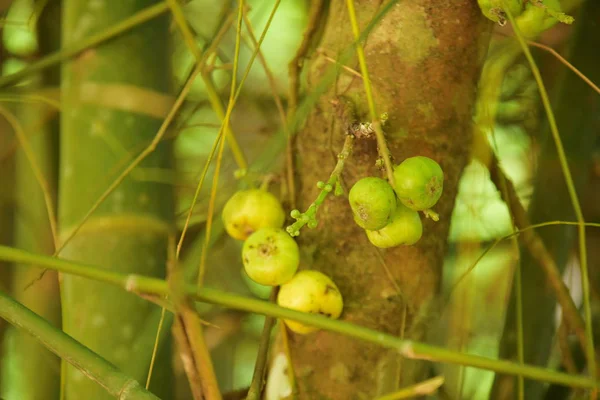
[0,0,599,399]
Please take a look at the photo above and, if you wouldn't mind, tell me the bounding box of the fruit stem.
[246,288,279,400]
[286,135,354,236]
[422,209,439,222]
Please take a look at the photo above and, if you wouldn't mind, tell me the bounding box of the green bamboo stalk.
[1,244,599,391]
[0,2,168,88]
[0,289,159,400]
[59,1,173,398]
[1,1,61,398]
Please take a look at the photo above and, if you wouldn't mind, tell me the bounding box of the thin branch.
[0,290,159,399]
[344,0,395,187]
[486,153,590,371]
[246,288,279,400]
[3,244,600,391]
[0,3,169,88]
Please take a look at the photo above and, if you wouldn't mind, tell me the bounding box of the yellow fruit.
[222,189,285,240]
[277,270,343,334]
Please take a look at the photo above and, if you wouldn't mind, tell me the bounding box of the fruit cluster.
[222,189,344,334]
[349,156,444,248]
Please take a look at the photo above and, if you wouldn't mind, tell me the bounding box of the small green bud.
[334,181,344,196]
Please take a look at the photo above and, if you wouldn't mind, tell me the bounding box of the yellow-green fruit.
[393,156,444,211]
[222,189,285,240]
[242,228,299,286]
[516,0,561,39]
[478,0,523,24]
[277,270,343,334]
[366,203,423,248]
[349,177,397,230]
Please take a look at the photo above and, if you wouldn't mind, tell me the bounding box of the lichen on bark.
[272,1,492,398]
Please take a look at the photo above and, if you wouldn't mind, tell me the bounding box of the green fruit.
[241,269,272,299]
[393,156,444,211]
[366,203,423,248]
[516,0,562,39]
[242,228,299,286]
[478,0,523,24]
[349,177,397,230]
[277,270,343,334]
[222,189,285,240]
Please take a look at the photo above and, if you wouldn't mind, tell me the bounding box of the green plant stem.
[197,0,245,288]
[375,376,444,400]
[246,288,278,400]
[344,0,395,187]
[0,2,169,88]
[0,289,159,400]
[166,0,247,171]
[491,139,525,400]
[505,5,596,383]
[1,244,599,391]
[252,0,399,175]
[0,105,57,245]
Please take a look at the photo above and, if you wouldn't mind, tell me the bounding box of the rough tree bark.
[279,1,491,399]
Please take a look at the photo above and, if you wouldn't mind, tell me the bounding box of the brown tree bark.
[279,1,491,398]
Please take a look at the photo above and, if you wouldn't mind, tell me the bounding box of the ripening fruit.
[222,189,286,240]
[242,228,299,286]
[277,270,343,334]
[393,156,444,211]
[366,203,423,248]
[349,177,397,230]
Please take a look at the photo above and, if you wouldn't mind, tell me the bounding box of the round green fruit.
[349,177,397,230]
[516,0,562,39]
[366,203,423,248]
[222,189,285,240]
[478,0,523,24]
[242,228,299,286]
[393,156,444,211]
[277,270,343,334]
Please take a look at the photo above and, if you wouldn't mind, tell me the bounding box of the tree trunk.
[59,1,173,398]
[280,1,491,398]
